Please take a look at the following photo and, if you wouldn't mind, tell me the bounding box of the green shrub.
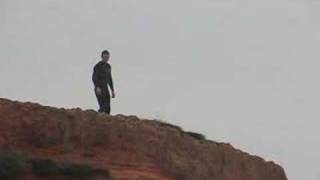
[29,159,60,176]
[92,168,111,178]
[61,163,111,179]
[30,158,111,179]
[60,164,95,177]
[185,131,206,140]
[154,119,183,131]
[0,151,26,180]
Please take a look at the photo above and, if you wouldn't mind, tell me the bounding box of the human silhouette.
[92,50,115,114]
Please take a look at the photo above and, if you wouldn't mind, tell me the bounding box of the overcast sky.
[1,0,320,179]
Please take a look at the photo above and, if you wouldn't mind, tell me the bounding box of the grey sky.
[1,0,320,179]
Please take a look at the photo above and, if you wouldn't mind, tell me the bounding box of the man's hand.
[95,87,102,95]
[111,91,116,98]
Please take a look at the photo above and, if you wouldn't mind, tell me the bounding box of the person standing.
[92,50,116,114]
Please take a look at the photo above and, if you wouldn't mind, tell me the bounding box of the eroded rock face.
[0,98,288,180]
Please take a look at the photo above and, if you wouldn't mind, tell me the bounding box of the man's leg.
[101,88,109,113]
[95,87,107,112]
[104,88,111,114]
[95,90,102,112]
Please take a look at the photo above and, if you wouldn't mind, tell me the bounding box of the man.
[92,50,116,114]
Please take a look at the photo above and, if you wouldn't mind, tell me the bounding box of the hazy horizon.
[2,0,320,179]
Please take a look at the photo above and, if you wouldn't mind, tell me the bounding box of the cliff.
[0,98,287,180]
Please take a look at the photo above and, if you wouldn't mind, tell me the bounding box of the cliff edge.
[0,98,287,180]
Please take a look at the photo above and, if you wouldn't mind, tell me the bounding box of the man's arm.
[108,67,114,92]
[92,65,100,88]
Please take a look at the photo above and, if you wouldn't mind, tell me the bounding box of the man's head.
[101,50,110,62]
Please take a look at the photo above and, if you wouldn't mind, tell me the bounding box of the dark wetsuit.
[92,60,114,114]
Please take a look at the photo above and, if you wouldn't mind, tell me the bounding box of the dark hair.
[101,50,110,56]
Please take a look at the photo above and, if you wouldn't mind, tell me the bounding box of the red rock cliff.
[0,98,287,180]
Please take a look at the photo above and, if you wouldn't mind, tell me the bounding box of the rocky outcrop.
[0,98,287,180]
